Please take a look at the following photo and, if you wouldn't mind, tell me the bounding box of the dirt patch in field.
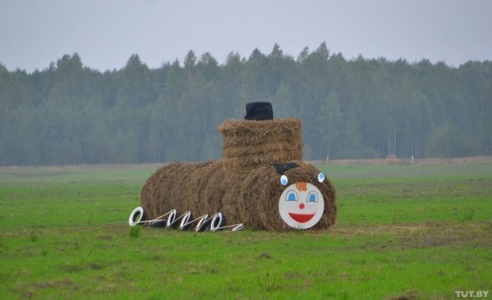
[387,290,419,300]
[11,278,78,298]
[328,221,492,251]
[396,221,492,249]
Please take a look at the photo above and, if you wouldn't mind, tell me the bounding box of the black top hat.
[244,102,274,120]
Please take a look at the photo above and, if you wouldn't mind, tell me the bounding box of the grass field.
[0,160,491,299]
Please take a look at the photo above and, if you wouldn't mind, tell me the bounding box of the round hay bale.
[140,160,336,231]
[221,162,336,231]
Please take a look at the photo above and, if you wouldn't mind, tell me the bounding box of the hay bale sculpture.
[129,102,337,231]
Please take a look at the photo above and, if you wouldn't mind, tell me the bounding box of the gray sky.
[1,0,491,72]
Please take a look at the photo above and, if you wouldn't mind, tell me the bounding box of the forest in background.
[1,42,491,166]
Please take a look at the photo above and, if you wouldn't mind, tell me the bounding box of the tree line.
[1,42,491,166]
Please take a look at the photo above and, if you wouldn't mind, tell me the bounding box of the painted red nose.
[299,203,305,209]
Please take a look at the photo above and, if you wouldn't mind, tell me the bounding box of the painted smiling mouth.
[288,212,315,223]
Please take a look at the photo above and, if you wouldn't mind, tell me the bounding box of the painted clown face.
[278,174,325,229]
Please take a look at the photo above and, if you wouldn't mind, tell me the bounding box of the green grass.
[0,162,491,299]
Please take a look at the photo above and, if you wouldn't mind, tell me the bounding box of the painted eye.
[307,191,318,203]
[286,191,298,202]
[280,175,288,186]
[317,172,325,183]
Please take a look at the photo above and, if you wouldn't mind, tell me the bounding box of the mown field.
[0,161,491,299]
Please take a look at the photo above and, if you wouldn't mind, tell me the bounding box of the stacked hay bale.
[140,106,336,231]
[219,118,303,169]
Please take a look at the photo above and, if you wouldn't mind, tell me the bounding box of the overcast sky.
[1,0,491,72]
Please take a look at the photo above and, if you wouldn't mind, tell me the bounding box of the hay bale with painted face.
[220,161,336,230]
[139,103,337,231]
[140,159,336,231]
